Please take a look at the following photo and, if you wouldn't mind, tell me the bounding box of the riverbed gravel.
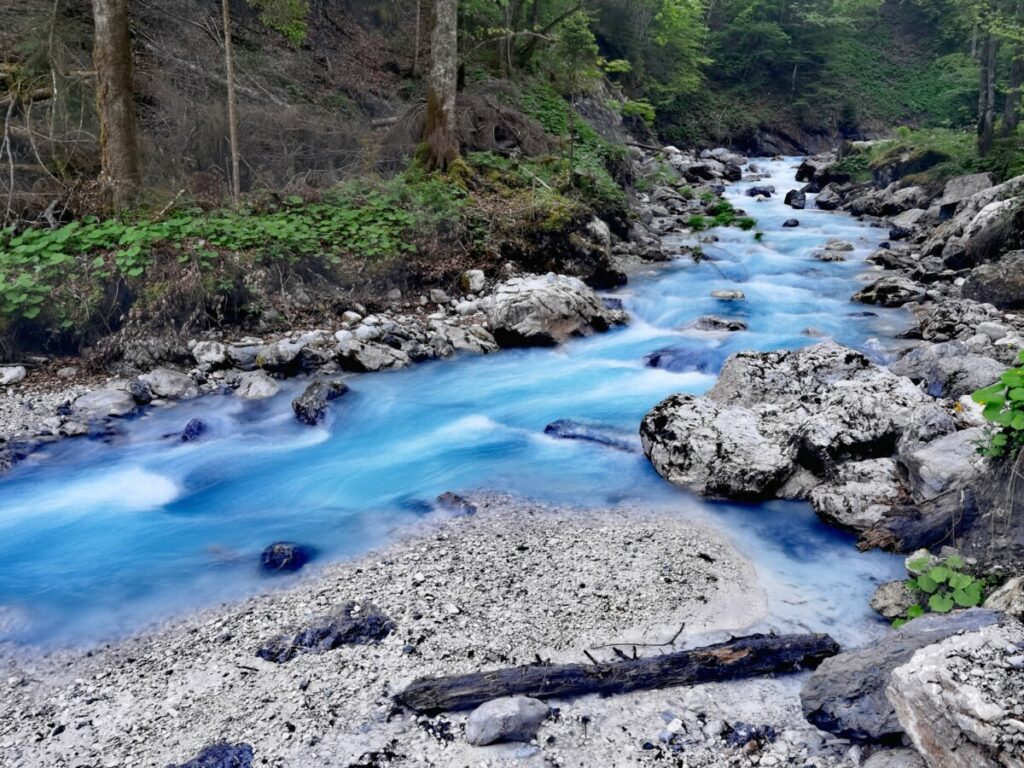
[0,492,866,768]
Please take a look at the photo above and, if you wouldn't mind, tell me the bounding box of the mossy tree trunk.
[423,0,458,171]
[92,0,141,208]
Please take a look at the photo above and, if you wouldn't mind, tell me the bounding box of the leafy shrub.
[621,98,656,126]
[972,349,1024,458]
[893,554,986,628]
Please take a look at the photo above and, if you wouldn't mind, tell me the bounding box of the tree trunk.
[978,31,999,156]
[91,0,140,207]
[1004,45,1024,137]
[396,633,840,714]
[222,0,241,207]
[423,0,458,171]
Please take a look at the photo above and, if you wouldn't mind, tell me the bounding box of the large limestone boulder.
[937,172,998,217]
[963,250,1024,310]
[887,622,1024,768]
[640,395,794,499]
[984,576,1024,619]
[800,609,1002,742]
[335,340,410,373]
[891,341,1006,399]
[486,273,626,347]
[899,427,985,500]
[642,343,929,517]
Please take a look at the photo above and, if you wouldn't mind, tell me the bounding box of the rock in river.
[233,370,280,400]
[74,389,138,419]
[260,542,314,573]
[486,273,626,347]
[292,378,349,425]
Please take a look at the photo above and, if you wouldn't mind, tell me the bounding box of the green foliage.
[893,554,987,628]
[0,171,466,333]
[621,99,657,126]
[972,350,1024,458]
[246,0,309,44]
[685,200,757,232]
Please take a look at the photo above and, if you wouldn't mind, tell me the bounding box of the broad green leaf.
[917,573,939,593]
[907,604,925,619]
[944,555,965,569]
[953,582,982,607]
[927,566,950,584]
[928,593,955,613]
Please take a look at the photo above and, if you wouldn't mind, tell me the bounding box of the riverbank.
[0,493,851,768]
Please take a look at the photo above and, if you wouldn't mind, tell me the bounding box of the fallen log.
[396,632,840,713]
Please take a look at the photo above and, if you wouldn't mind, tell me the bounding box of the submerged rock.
[435,491,477,515]
[486,273,626,347]
[260,542,314,573]
[800,609,1002,742]
[782,218,800,228]
[644,346,724,374]
[692,316,748,332]
[180,418,208,442]
[543,419,638,452]
[465,696,549,746]
[256,601,395,664]
[167,742,254,768]
[292,379,349,426]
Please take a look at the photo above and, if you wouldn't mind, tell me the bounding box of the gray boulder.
[887,622,1024,768]
[914,299,1002,342]
[863,749,926,768]
[899,427,984,500]
[74,389,137,419]
[335,340,410,372]
[461,269,486,294]
[233,370,281,400]
[984,575,1024,619]
[937,172,997,217]
[785,189,807,209]
[0,366,27,386]
[963,250,1024,310]
[487,273,626,347]
[465,696,549,746]
[292,379,349,426]
[891,341,1006,399]
[139,368,198,399]
[800,609,1002,742]
[815,184,844,211]
[191,341,227,368]
[870,581,919,620]
[853,276,927,307]
[640,395,794,499]
[809,459,908,533]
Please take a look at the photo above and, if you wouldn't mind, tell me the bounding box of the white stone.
[0,366,26,386]
[234,371,280,400]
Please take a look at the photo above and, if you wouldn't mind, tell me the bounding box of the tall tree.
[91,0,141,207]
[1002,43,1024,136]
[977,1,999,155]
[222,0,241,207]
[424,0,459,170]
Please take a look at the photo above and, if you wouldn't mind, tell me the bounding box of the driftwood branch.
[396,633,839,713]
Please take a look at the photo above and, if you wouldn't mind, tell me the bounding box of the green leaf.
[948,572,973,590]
[952,582,983,607]
[907,604,925,619]
[944,555,965,569]
[907,557,932,573]
[1013,413,1024,431]
[917,573,939,593]
[1009,388,1024,402]
[927,566,950,584]
[928,593,955,613]
[892,618,907,629]
[973,384,1006,405]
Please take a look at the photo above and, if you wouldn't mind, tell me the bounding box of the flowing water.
[0,159,915,649]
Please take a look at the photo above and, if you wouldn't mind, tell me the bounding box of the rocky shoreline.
[0,493,809,768]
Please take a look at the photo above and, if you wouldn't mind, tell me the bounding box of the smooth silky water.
[0,159,915,650]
